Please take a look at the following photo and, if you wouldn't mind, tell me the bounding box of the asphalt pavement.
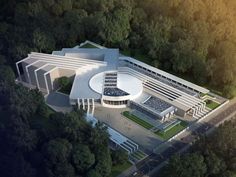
[128,99,236,177]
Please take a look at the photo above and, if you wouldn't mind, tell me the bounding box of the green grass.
[131,153,142,160]
[110,161,132,177]
[155,121,188,140]
[205,100,220,110]
[135,151,146,158]
[132,151,146,159]
[80,43,98,48]
[122,111,154,130]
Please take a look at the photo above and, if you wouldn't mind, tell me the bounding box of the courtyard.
[94,106,163,152]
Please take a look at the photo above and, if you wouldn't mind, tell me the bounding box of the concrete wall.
[58,68,75,78]
[49,68,60,91]
[21,61,30,83]
[48,68,76,92]
[21,61,76,92]
[37,69,47,89]
[46,74,52,91]
[28,65,39,86]
[66,53,104,61]
[176,108,186,117]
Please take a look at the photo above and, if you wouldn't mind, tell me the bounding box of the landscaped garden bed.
[155,120,188,140]
[205,99,220,110]
[122,111,154,130]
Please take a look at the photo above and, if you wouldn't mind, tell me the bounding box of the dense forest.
[160,119,236,177]
[0,63,127,177]
[0,0,236,177]
[0,0,236,97]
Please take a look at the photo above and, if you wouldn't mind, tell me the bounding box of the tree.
[143,17,172,60]
[95,148,112,177]
[57,76,70,88]
[86,169,102,177]
[171,38,194,73]
[85,0,115,13]
[72,145,95,172]
[100,8,132,46]
[33,28,55,52]
[0,54,6,65]
[204,151,226,176]
[51,0,72,16]
[192,57,207,84]
[63,9,88,46]
[0,65,15,86]
[212,41,236,86]
[6,113,38,152]
[222,85,236,99]
[131,8,147,32]
[47,162,75,177]
[111,149,128,165]
[44,138,72,164]
[0,152,37,177]
[161,153,207,177]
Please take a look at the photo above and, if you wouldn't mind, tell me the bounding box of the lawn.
[110,161,132,177]
[155,121,188,140]
[79,43,98,48]
[205,100,220,110]
[122,111,154,130]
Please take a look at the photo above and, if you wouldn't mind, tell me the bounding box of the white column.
[77,99,80,108]
[34,64,49,89]
[199,103,203,112]
[15,57,30,82]
[202,102,206,111]
[43,67,58,91]
[161,116,164,122]
[87,99,90,114]
[192,106,196,118]
[34,70,40,89]
[25,61,42,85]
[44,74,49,94]
[92,99,95,115]
[25,66,32,85]
[82,99,85,110]
[16,63,22,81]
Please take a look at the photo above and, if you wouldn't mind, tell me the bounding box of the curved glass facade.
[103,100,128,105]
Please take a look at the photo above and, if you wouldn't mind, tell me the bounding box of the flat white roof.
[59,48,119,70]
[18,41,209,102]
[89,71,143,99]
[120,56,209,94]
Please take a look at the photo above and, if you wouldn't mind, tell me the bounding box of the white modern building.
[16,41,209,120]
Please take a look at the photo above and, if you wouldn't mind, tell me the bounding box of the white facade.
[16,41,209,120]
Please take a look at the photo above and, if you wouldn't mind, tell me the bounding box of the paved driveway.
[45,92,72,113]
[94,107,163,152]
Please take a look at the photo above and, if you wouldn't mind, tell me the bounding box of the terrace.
[155,120,188,140]
[143,96,172,113]
[123,59,200,96]
[103,88,129,97]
